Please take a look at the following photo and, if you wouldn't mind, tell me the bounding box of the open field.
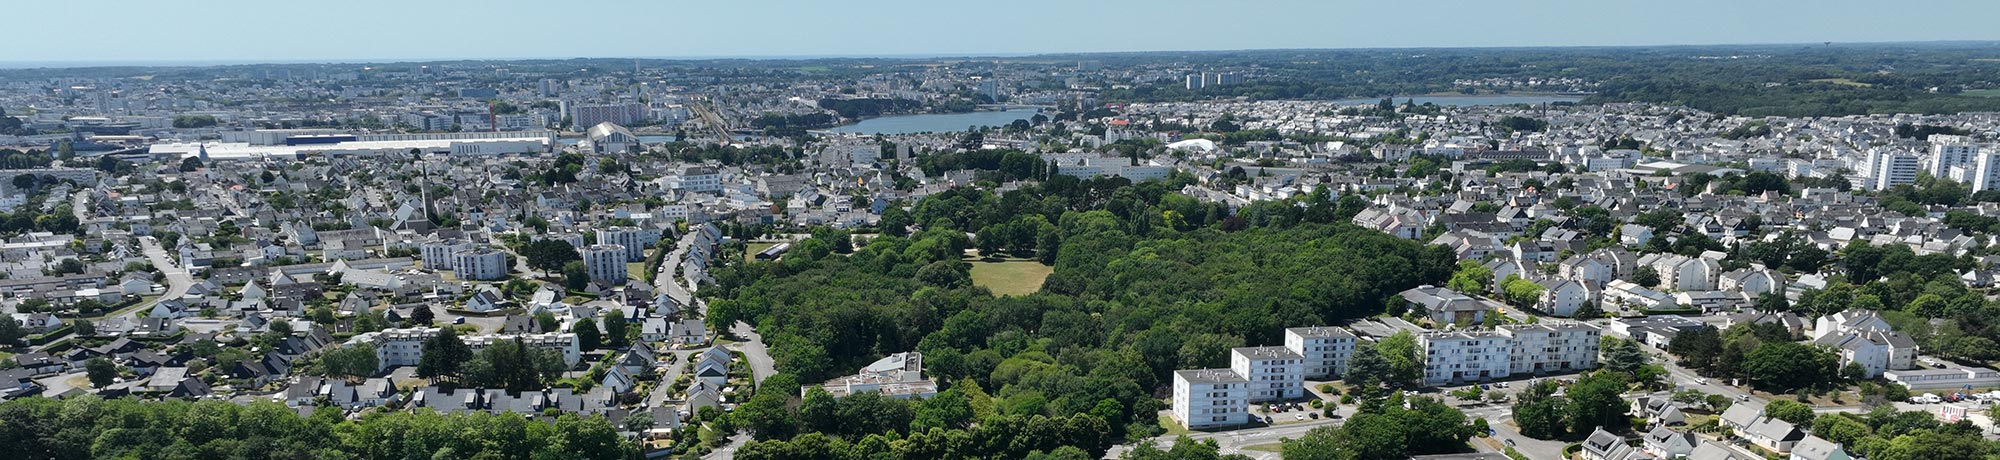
[1809,78,1873,87]
[1965,89,2000,98]
[968,258,1053,296]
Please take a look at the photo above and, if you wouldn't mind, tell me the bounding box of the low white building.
[811,352,937,399]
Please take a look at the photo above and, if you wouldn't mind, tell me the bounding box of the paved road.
[1633,340,1760,404]
[702,434,751,460]
[654,232,694,305]
[124,236,192,321]
[727,321,775,387]
[70,191,88,221]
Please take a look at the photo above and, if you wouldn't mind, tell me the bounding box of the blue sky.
[8,0,2000,63]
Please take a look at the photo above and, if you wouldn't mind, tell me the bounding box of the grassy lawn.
[1157,415,1190,437]
[1965,89,2000,98]
[745,242,777,259]
[0,351,13,363]
[627,262,647,283]
[967,258,1053,297]
[89,295,159,321]
[1242,443,1285,453]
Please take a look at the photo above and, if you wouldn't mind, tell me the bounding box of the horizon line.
[3,39,1998,70]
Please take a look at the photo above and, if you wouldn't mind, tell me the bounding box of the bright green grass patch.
[967,259,1053,297]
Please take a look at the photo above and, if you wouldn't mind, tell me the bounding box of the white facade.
[581,244,628,285]
[452,247,508,281]
[1500,322,1602,375]
[1928,134,1980,180]
[681,167,722,193]
[1230,346,1305,402]
[1971,150,2000,193]
[1284,327,1356,379]
[1171,369,1249,429]
[595,226,654,262]
[1421,322,1603,385]
[1864,149,1919,191]
[1421,332,1514,386]
[421,239,475,270]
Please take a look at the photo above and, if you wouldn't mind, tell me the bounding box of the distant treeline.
[818,98,923,118]
[1095,44,2000,117]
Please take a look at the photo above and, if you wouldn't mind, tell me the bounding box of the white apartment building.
[595,226,653,262]
[348,327,582,372]
[1500,321,1602,375]
[1284,327,1357,379]
[1929,134,1981,179]
[421,239,475,270]
[1420,322,1603,385]
[452,247,508,281]
[1421,331,1514,386]
[1172,369,1249,429]
[681,167,722,193]
[1863,149,1920,191]
[1970,150,2000,193]
[1230,346,1305,402]
[581,244,628,285]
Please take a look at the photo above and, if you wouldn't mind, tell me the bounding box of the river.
[827,108,1042,135]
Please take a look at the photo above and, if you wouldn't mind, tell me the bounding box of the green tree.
[571,318,602,351]
[521,239,582,273]
[912,387,976,432]
[1565,372,1629,434]
[1447,260,1494,295]
[601,313,629,348]
[321,343,379,380]
[1601,337,1647,376]
[1376,331,1424,388]
[534,311,560,332]
[1765,400,1815,425]
[562,261,591,291]
[1344,344,1392,395]
[0,315,22,344]
[85,357,118,387]
[1632,266,1661,288]
[416,327,473,382]
[1499,274,1544,308]
[1742,341,1840,392]
[1666,325,1723,369]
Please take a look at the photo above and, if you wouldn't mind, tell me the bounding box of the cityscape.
[6,2,2000,460]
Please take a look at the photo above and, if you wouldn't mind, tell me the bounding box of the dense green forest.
[0,397,630,460]
[706,177,1454,459]
[1089,44,2000,117]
